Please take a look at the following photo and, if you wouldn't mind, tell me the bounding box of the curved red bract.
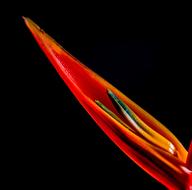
[23,17,191,190]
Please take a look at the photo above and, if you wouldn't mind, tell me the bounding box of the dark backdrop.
[5,15,191,189]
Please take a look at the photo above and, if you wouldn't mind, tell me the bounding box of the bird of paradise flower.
[23,17,191,190]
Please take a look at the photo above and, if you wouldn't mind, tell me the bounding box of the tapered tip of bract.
[22,16,28,21]
[23,16,43,41]
[23,16,63,56]
[23,16,44,35]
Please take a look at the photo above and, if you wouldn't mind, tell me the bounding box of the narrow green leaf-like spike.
[95,100,134,132]
[107,89,141,129]
[107,89,137,120]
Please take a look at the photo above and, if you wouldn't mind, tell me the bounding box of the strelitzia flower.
[23,17,191,190]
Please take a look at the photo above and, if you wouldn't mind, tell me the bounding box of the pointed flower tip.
[23,17,43,35]
[22,16,27,21]
[23,17,63,55]
[22,16,32,26]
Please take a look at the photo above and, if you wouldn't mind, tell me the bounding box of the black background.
[5,14,191,189]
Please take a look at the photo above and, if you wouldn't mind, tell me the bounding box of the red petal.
[24,17,189,189]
